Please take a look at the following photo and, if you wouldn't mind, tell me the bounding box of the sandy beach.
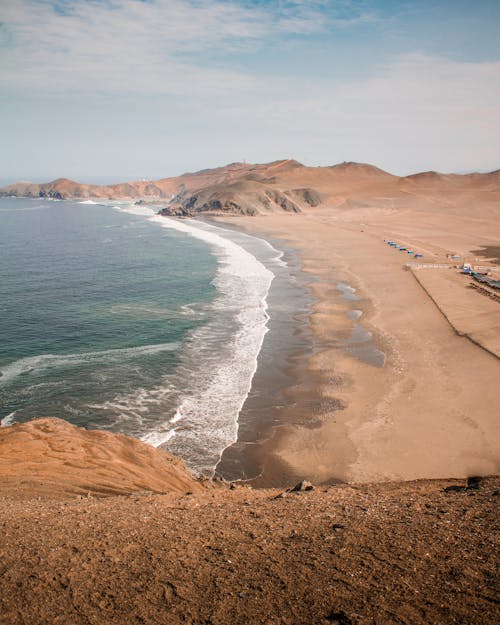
[218,206,500,486]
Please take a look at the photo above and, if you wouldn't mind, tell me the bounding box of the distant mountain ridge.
[1,159,499,216]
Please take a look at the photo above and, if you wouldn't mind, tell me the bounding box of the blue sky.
[0,0,499,182]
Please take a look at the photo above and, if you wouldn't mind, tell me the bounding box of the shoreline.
[215,216,374,486]
[217,212,500,486]
[115,210,277,477]
[207,222,316,484]
[2,197,498,486]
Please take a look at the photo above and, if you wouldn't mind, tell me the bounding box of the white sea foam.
[79,199,98,205]
[0,343,179,388]
[258,238,287,267]
[0,411,16,427]
[92,207,278,476]
[109,302,205,320]
[112,204,156,218]
[140,216,274,471]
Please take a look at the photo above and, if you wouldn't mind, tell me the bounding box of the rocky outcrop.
[263,189,301,212]
[285,187,322,207]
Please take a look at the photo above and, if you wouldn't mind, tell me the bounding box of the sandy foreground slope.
[0,432,498,625]
[0,418,202,499]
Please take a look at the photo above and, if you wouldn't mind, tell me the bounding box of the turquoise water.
[0,199,215,434]
[0,197,285,476]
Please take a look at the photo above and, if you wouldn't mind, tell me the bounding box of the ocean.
[0,197,307,477]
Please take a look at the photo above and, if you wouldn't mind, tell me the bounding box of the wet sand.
[217,210,500,485]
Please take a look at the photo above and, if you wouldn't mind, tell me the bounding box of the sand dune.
[0,417,201,499]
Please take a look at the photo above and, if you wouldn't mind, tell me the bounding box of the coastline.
[107,208,278,477]
[213,228,316,485]
[1,202,498,625]
[2,196,498,487]
[217,212,500,486]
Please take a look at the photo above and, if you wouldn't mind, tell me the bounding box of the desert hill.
[0,417,202,499]
[2,159,499,217]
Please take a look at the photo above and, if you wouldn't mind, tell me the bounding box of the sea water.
[0,197,288,476]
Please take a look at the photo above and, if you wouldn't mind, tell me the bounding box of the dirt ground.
[1,476,498,625]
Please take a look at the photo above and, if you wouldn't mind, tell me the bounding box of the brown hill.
[2,159,498,216]
[0,417,202,499]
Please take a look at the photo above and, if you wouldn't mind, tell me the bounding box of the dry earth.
[0,418,201,499]
[0,420,498,625]
[1,473,498,625]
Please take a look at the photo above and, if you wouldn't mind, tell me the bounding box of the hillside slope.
[2,160,499,217]
[0,418,202,498]
[0,474,497,625]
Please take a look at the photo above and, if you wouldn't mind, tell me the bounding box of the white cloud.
[0,0,330,93]
[1,2,498,174]
[212,53,500,173]
[333,54,500,170]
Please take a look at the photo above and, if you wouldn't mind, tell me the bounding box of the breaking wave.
[0,343,179,388]
[100,207,278,476]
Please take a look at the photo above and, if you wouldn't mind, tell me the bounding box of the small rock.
[325,610,352,625]
[331,524,345,531]
[466,476,482,489]
[445,476,483,493]
[290,480,314,492]
[163,582,177,603]
[444,485,465,493]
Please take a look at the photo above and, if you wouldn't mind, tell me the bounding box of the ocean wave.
[143,217,274,471]
[0,343,179,388]
[109,302,206,320]
[0,205,45,212]
[89,210,277,476]
[112,205,156,218]
[0,411,16,427]
[79,200,98,205]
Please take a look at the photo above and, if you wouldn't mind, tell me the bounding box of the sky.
[0,0,499,183]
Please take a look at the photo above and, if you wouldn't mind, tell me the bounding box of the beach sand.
[218,207,500,486]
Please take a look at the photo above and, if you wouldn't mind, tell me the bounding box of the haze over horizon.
[1,0,499,183]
